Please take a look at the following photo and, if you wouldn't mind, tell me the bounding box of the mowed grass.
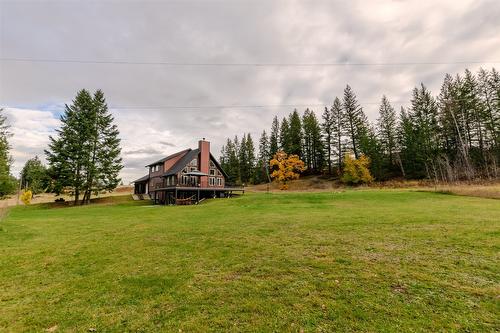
[0,191,499,332]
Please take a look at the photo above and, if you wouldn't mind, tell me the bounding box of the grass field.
[0,191,499,332]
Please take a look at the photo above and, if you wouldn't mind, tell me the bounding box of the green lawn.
[0,191,499,332]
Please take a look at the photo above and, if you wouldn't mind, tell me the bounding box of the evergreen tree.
[254,130,270,184]
[0,109,16,197]
[280,117,290,152]
[235,133,256,184]
[288,109,303,157]
[269,116,280,157]
[342,85,367,159]
[221,137,240,184]
[376,96,398,166]
[400,84,440,179]
[302,109,325,173]
[45,89,123,204]
[331,97,345,173]
[21,156,50,194]
[322,106,334,174]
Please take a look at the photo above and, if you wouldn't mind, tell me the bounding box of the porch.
[150,185,244,205]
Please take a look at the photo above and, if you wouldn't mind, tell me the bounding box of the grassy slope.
[0,191,499,332]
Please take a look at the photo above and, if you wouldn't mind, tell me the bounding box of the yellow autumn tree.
[269,151,306,190]
[341,154,374,185]
[20,189,32,205]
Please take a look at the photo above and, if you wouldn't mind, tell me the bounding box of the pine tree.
[376,96,397,164]
[322,106,334,174]
[221,137,240,184]
[288,109,303,157]
[0,108,16,197]
[280,117,290,152]
[45,89,123,204]
[401,84,440,179]
[269,116,280,157]
[331,97,345,173]
[83,90,122,203]
[243,133,256,184]
[342,85,367,159]
[254,130,270,184]
[302,109,325,173]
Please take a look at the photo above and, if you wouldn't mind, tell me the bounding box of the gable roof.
[162,149,229,178]
[145,149,190,167]
[209,153,228,178]
[163,149,198,176]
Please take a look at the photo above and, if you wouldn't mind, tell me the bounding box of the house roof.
[144,145,229,178]
[132,174,149,183]
[163,149,198,176]
[145,149,190,167]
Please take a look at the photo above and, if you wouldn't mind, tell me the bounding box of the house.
[132,139,243,204]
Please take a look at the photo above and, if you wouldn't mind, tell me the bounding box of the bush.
[20,190,32,205]
[341,154,374,185]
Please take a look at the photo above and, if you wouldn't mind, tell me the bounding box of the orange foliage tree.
[269,151,306,190]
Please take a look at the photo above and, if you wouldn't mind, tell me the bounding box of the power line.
[1,57,499,67]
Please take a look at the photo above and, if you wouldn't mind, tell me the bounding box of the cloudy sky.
[1,0,499,182]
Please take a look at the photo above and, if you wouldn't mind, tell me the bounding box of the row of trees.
[221,67,499,184]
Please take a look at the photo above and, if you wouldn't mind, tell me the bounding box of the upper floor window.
[209,177,215,186]
[209,169,215,176]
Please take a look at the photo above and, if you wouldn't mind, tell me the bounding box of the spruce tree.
[342,85,367,159]
[280,117,290,152]
[288,109,303,157]
[376,96,398,166]
[302,109,324,173]
[254,130,270,184]
[331,97,345,173]
[45,89,123,204]
[269,116,280,157]
[321,106,334,174]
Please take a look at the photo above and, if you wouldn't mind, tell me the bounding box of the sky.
[1,0,499,183]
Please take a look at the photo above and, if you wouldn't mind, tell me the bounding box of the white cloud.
[4,108,59,176]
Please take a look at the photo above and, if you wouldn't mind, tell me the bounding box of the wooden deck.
[149,185,244,205]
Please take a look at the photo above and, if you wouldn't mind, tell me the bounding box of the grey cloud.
[123,148,164,155]
[1,0,499,182]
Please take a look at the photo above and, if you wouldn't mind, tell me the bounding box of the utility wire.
[1,57,499,67]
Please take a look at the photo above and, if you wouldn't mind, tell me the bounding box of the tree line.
[220,67,500,184]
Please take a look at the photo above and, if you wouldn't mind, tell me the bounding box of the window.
[190,167,197,172]
[209,169,215,176]
[218,178,222,186]
[209,177,215,186]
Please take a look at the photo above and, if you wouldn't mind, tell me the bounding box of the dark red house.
[132,139,243,204]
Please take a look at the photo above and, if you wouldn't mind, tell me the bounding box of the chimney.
[199,138,210,186]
